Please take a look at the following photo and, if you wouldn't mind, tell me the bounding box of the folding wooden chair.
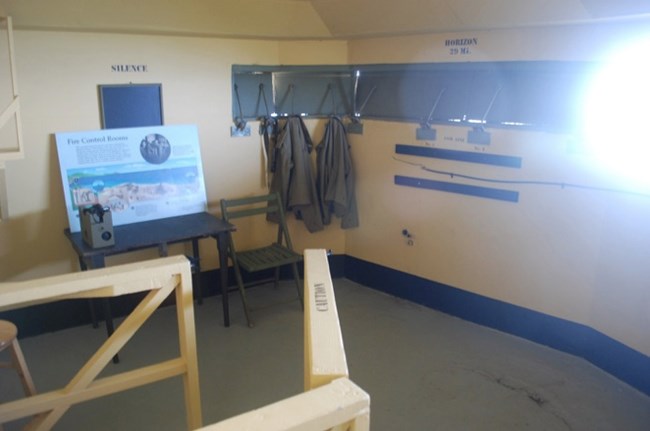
[220,193,303,327]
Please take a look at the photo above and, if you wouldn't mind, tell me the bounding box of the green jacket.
[316,117,359,229]
[268,116,324,233]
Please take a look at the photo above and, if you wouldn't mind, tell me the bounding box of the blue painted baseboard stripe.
[396,144,522,168]
[395,175,519,203]
[344,255,650,397]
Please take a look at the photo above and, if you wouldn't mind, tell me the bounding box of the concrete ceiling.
[1,0,650,39]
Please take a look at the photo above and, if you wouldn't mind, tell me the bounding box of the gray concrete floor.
[1,278,649,430]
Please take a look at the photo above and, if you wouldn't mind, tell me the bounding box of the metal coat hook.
[422,88,446,128]
[319,83,338,117]
[352,70,361,115]
[257,83,277,137]
[352,68,377,118]
[416,87,445,141]
[480,85,502,126]
[328,83,337,116]
[348,84,376,135]
[257,83,271,118]
[233,84,247,130]
[277,84,296,116]
[356,85,377,117]
[348,69,375,134]
[467,85,501,145]
[231,83,251,137]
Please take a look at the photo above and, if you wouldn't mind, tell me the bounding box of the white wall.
[346,22,650,356]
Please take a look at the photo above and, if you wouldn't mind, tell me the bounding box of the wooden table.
[64,212,235,358]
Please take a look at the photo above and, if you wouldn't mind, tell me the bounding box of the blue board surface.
[396,144,522,168]
[395,175,519,202]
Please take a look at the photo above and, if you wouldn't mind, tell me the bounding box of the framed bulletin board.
[99,83,164,129]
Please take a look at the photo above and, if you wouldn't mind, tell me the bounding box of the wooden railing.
[0,16,25,220]
[0,250,369,430]
[201,249,370,431]
[0,256,202,430]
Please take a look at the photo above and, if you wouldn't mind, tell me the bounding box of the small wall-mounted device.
[80,204,115,248]
[402,228,414,246]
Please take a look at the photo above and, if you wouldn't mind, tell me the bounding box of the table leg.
[216,233,230,327]
[158,242,169,257]
[79,257,100,329]
[191,239,203,305]
[102,298,116,338]
[88,255,119,364]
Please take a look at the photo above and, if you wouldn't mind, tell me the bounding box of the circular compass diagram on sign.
[140,133,171,164]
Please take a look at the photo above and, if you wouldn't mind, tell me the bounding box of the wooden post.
[303,249,349,391]
[195,248,370,431]
[176,266,203,430]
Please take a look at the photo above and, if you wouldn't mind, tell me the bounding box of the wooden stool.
[0,320,36,397]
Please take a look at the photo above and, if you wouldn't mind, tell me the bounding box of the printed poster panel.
[55,124,208,232]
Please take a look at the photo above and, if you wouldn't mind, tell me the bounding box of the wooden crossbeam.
[0,359,186,423]
[0,96,18,132]
[0,257,190,311]
[201,378,369,431]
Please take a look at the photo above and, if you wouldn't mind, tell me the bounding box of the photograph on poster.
[55,124,208,232]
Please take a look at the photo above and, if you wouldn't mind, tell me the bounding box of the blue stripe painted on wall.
[344,255,650,397]
[396,144,522,168]
[395,175,520,202]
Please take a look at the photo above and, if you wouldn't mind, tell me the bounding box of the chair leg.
[273,267,281,289]
[291,262,303,308]
[232,263,254,328]
[88,298,99,328]
[193,270,203,305]
[9,338,37,396]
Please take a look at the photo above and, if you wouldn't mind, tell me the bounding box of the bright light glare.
[583,37,650,189]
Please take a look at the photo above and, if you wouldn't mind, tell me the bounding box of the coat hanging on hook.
[267,116,324,233]
[258,83,278,182]
[317,116,359,229]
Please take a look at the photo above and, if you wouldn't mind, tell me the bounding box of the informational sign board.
[55,124,207,232]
